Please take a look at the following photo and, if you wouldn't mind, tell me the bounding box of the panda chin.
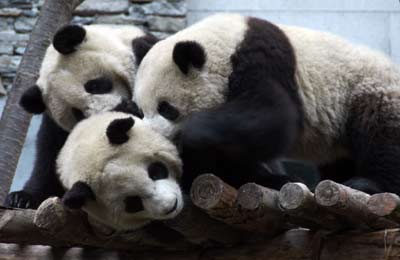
[71,108,86,122]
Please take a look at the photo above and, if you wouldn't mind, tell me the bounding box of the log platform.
[1,175,400,259]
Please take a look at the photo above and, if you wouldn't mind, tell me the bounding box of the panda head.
[57,112,183,231]
[134,37,229,138]
[21,24,158,131]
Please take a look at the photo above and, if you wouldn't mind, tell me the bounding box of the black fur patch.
[62,181,96,209]
[84,77,113,94]
[228,17,303,120]
[131,34,159,66]
[345,93,400,194]
[113,100,144,118]
[124,196,144,213]
[20,85,46,114]
[53,25,86,55]
[106,117,134,145]
[71,108,85,122]
[172,41,206,74]
[178,17,302,190]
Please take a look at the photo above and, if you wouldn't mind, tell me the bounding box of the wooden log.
[190,174,241,226]
[0,229,400,260]
[0,197,194,250]
[368,193,400,224]
[164,195,243,245]
[33,197,191,250]
[0,205,67,246]
[235,183,286,235]
[279,182,347,230]
[315,180,397,230]
[0,0,85,202]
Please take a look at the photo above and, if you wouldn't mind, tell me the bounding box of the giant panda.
[5,24,158,209]
[57,112,183,230]
[133,13,400,194]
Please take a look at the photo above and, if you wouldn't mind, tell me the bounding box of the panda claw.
[4,191,34,209]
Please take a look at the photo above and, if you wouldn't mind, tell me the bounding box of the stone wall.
[0,0,187,95]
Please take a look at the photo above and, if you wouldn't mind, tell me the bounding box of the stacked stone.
[0,0,187,95]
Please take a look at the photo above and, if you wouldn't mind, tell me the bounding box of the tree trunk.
[0,0,85,202]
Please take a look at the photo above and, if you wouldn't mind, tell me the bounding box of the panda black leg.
[346,93,400,195]
[179,78,300,189]
[249,160,299,190]
[343,177,383,194]
[4,114,68,209]
[318,158,356,184]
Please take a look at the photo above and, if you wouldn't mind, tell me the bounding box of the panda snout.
[164,198,178,215]
[124,196,144,213]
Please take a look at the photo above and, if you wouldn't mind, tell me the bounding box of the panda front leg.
[179,80,301,189]
[345,93,400,195]
[4,114,68,209]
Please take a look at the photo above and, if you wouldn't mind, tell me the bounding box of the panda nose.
[124,196,144,213]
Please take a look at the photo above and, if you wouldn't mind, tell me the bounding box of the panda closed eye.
[148,162,169,180]
[84,77,113,95]
[157,101,180,121]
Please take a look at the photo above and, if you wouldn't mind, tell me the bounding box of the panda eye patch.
[158,101,180,121]
[148,162,169,181]
[84,77,113,94]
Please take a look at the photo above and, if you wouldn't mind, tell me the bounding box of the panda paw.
[4,191,36,209]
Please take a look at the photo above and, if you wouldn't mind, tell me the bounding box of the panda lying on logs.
[57,112,183,230]
[5,24,158,209]
[134,13,400,194]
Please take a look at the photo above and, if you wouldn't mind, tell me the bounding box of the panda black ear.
[173,41,206,75]
[20,85,46,114]
[106,117,135,145]
[62,181,96,209]
[132,34,159,66]
[53,25,86,55]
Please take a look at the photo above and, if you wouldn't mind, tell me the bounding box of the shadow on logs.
[164,195,243,245]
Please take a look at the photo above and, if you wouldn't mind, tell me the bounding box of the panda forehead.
[135,41,188,106]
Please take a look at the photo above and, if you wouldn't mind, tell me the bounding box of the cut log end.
[367,193,400,217]
[236,183,263,210]
[315,180,345,207]
[279,182,311,211]
[190,174,236,210]
[33,197,67,233]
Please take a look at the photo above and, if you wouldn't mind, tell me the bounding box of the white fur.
[57,112,183,230]
[134,13,400,165]
[134,13,247,137]
[280,25,400,164]
[38,25,146,131]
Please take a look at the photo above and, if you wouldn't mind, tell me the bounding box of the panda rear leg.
[346,93,400,195]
